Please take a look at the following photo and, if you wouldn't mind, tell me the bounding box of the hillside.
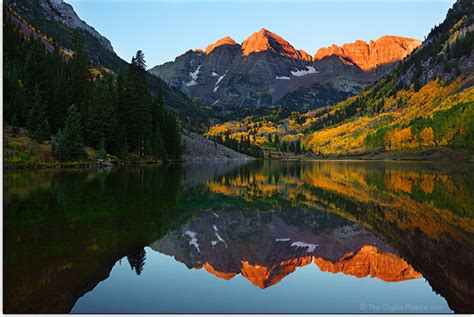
[4,0,213,128]
[205,0,474,159]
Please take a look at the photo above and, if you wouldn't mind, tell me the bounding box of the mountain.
[150,209,421,288]
[302,0,474,155]
[4,0,214,127]
[149,29,420,110]
[205,0,473,158]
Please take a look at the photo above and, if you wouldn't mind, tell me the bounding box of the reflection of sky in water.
[72,247,452,314]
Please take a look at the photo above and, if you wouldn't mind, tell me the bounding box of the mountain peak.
[242,28,312,61]
[314,35,421,71]
[205,36,238,54]
[241,28,288,55]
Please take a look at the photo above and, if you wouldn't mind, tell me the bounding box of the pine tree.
[68,30,92,113]
[37,119,51,142]
[114,71,128,157]
[127,248,146,275]
[274,134,280,144]
[86,77,118,152]
[52,129,68,161]
[95,137,107,160]
[124,50,152,157]
[151,130,167,159]
[267,134,273,143]
[52,105,85,160]
[163,110,182,159]
[294,139,301,155]
[27,86,50,142]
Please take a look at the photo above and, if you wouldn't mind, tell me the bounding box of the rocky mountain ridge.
[150,29,420,110]
[314,36,422,71]
[44,0,114,52]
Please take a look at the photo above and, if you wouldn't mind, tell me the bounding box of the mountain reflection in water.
[151,209,421,288]
[3,161,474,313]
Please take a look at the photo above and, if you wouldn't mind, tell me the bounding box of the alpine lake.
[3,160,474,313]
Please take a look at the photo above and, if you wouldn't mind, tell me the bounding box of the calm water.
[3,161,474,313]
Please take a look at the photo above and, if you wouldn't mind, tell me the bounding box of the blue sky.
[70,1,455,67]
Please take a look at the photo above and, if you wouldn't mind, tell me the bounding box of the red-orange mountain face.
[314,245,422,282]
[194,246,421,288]
[205,36,238,54]
[241,28,312,61]
[240,257,314,288]
[314,35,421,71]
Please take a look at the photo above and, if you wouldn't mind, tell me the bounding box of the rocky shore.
[181,131,253,161]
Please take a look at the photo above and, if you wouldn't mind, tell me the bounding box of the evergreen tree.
[151,89,166,134]
[289,142,295,153]
[68,30,92,115]
[267,134,273,143]
[52,105,85,160]
[114,71,129,157]
[124,50,152,157]
[150,89,167,158]
[151,130,167,159]
[86,77,118,152]
[294,139,301,155]
[127,248,146,275]
[37,119,51,143]
[274,134,280,144]
[162,110,182,159]
[4,19,185,162]
[95,137,107,160]
[27,86,50,142]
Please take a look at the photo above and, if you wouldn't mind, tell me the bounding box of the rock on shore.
[182,131,253,161]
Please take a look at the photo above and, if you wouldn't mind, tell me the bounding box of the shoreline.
[2,158,255,170]
[4,154,473,170]
[264,147,474,163]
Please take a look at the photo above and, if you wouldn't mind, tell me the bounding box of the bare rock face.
[33,0,115,53]
[314,36,421,71]
[150,31,420,110]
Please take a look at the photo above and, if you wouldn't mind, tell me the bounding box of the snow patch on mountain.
[291,241,318,253]
[291,66,318,77]
[214,71,227,92]
[183,231,200,252]
[185,65,201,87]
